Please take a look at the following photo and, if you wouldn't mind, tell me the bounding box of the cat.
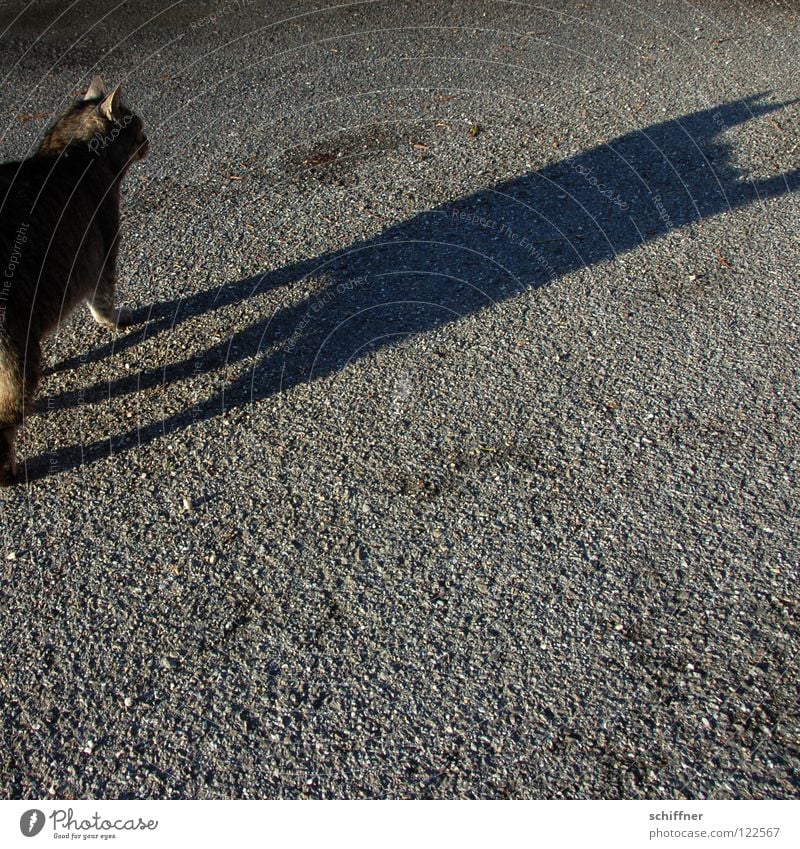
[0,76,148,484]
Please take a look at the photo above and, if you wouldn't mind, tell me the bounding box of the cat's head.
[39,76,149,172]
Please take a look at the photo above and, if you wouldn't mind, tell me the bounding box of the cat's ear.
[98,86,123,121]
[83,76,107,100]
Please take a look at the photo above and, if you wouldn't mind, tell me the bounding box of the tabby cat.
[0,77,148,484]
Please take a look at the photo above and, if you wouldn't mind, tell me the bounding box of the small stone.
[123,697,133,708]
[182,497,193,512]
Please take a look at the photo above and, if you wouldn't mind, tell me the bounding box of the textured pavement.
[0,0,798,798]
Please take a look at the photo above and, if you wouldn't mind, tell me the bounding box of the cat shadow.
[24,94,800,483]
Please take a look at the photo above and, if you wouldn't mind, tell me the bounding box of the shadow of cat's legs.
[46,263,311,375]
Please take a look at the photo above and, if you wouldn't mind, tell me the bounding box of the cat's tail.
[0,338,25,428]
[0,338,25,484]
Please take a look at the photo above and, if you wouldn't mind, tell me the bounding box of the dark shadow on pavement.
[24,94,800,483]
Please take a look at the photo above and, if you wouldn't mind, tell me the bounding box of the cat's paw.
[94,306,134,330]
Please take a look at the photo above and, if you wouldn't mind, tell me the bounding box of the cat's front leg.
[88,270,134,330]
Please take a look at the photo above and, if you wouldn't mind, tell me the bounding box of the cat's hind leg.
[0,425,18,486]
[0,361,23,486]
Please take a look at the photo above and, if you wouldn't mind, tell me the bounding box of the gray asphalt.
[0,0,798,799]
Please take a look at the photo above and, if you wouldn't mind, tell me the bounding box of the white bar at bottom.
[1,799,797,848]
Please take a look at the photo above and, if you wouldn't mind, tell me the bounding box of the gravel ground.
[0,0,798,799]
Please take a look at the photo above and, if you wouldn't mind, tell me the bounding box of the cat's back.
[0,150,102,328]
[0,151,101,271]
[0,153,82,218]
[1,155,42,214]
